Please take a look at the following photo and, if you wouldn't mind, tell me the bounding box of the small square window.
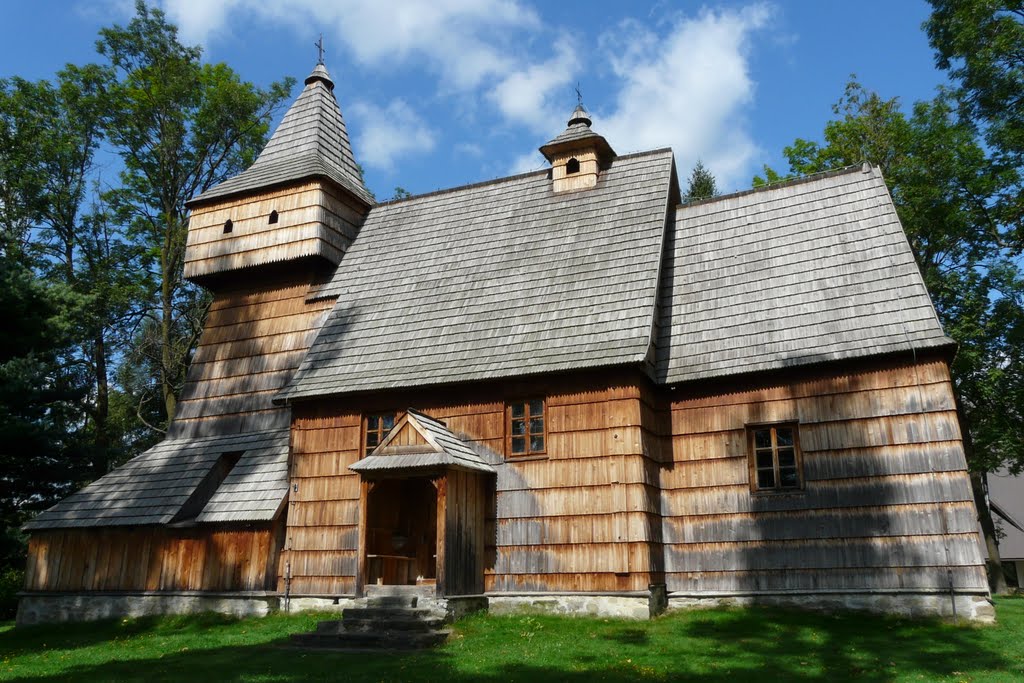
[364,412,397,454]
[508,399,545,457]
[747,423,803,493]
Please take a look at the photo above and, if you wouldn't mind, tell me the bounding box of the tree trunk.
[952,383,1008,594]
[161,248,177,424]
[970,471,1010,595]
[92,329,110,477]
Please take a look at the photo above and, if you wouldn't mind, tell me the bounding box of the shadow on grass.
[2,611,242,658]
[602,627,649,646]
[3,604,1019,683]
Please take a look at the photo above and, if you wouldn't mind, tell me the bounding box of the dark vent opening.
[566,158,580,175]
[223,219,234,234]
[171,450,245,523]
[269,210,279,224]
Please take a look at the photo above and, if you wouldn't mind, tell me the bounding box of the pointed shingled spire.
[190,63,372,206]
[539,103,614,163]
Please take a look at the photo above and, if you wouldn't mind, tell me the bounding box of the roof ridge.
[372,147,675,208]
[678,163,871,210]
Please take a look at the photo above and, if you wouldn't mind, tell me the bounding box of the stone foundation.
[488,593,653,620]
[16,591,279,627]
[667,591,995,624]
[19,588,993,626]
[17,591,489,627]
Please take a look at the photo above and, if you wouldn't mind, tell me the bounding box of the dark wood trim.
[505,397,547,458]
[435,474,447,597]
[746,422,804,495]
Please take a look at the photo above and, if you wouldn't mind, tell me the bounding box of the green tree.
[758,80,1024,593]
[97,1,293,426]
[927,0,1024,246]
[683,160,718,202]
[0,258,90,570]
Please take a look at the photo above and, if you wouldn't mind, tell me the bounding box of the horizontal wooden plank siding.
[286,371,663,595]
[25,525,277,592]
[284,408,362,595]
[171,273,335,440]
[662,357,989,595]
[185,180,364,280]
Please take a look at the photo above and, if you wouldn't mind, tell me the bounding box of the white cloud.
[597,4,774,191]
[508,150,547,176]
[454,142,485,158]
[487,39,579,132]
[348,99,437,171]
[162,0,540,90]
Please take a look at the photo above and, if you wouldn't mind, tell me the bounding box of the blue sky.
[0,1,948,200]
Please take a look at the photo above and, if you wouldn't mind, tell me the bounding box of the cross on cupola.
[315,33,325,65]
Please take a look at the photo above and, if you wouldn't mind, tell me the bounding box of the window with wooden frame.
[364,413,397,454]
[507,398,545,457]
[747,423,803,493]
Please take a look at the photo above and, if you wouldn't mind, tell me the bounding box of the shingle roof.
[655,165,953,384]
[350,409,496,474]
[279,149,676,400]
[539,104,615,161]
[190,64,373,206]
[24,431,288,530]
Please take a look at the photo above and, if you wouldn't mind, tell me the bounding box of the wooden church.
[17,61,994,624]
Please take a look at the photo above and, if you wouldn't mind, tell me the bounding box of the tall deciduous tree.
[683,160,719,202]
[927,0,1024,247]
[756,80,1024,593]
[97,1,292,426]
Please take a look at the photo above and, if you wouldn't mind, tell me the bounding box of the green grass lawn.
[1,597,1022,682]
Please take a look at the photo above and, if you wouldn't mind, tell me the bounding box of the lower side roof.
[24,430,289,530]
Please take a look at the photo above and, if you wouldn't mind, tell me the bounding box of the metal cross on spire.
[315,33,325,65]
[575,82,583,107]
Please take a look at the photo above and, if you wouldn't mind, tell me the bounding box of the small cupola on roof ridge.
[540,102,616,193]
[182,61,373,285]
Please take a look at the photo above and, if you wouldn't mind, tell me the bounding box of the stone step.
[364,584,436,600]
[366,595,418,609]
[341,606,440,621]
[314,619,343,634]
[342,614,446,632]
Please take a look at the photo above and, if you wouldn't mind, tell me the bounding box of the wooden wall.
[285,371,663,596]
[24,525,279,592]
[185,180,366,280]
[438,470,488,596]
[170,271,336,439]
[661,356,989,595]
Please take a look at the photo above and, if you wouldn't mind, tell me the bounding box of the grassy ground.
[1,597,1022,682]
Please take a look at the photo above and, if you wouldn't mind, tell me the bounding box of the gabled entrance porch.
[350,409,496,598]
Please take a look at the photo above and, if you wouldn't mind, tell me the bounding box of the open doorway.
[365,478,437,587]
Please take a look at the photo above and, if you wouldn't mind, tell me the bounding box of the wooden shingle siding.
[661,356,989,595]
[283,373,663,595]
[284,409,362,594]
[184,180,364,280]
[170,274,335,440]
[25,526,278,592]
